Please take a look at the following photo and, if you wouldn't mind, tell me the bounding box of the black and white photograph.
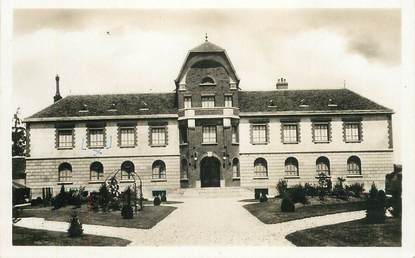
[1,1,414,258]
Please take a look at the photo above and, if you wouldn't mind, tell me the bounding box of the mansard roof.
[27,93,177,120]
[238,89,392,113]
[25,89,391,122]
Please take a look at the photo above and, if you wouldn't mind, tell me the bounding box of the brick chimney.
[54,74,62,103]
[276,77,288,90]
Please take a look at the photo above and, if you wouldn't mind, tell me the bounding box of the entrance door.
[200,157,220,187]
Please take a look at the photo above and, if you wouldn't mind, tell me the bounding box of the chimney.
[276,77,288,90]
[54,74,62,103]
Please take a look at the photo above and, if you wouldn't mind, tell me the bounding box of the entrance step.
[169,187,253,199]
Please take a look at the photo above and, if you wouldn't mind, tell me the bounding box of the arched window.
[316,156,330,176]
[58,162,72,182]
[254,158,268,177]
[90,161,104,181]
[152,160,166,179]
[121,161,135,180]
[200,76,215,85]
[285,157,299,176]
[181,159,188,179]
[347,156,361,175]
[232,158,240,178]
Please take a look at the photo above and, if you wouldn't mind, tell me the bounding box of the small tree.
[12,108,26,157]
[366,183,386,224]
[121,186,133,219]
[68,212,83,237]
[99,183,110,212]
[317,173,331,200]
[276,179,288,197]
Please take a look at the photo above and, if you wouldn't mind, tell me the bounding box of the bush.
[90,192,100,211]
[366,183,386,224]
[67,213,83,237]
[304,183,319,197]
[276,179,288,196]
[99,184,110,212]
[345,183,364,198]
[287,184,308,204]
[31,197,43,206]
[281,196,295,212]
[161,192,167,202]
[109,197,121,211]
[332,177,348,200]
[121,205,133,219]
[153,196,161,206]
[259,193,268,202]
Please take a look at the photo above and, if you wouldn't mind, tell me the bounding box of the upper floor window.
[202,125,217,144]
[344,122,361,142]
[282,123,299,144]
[316,156,330,176]
[252,124,268,144]
[58,162,72,182]
[232,158,240,178]
[121,160,135,180]
[181,159,188,179]
[88,128,105,148]
[119,127,136,147]
[151,127,166,146]
[184,96,192,109]
[285,157,299,177]
[201,96,215,108]
[152,160,166,179]
[254,158,268,177]
[200,76,215,86]
[232,125,239,143]
[347,156,362,175]
[57,129,74,149]
[179,126,188,144]
[224,95,233,107]
[90,161,104,181]
[313,122,330,143]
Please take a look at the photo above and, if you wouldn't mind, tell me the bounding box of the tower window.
[201,96,215,108]
[200,77,215,86]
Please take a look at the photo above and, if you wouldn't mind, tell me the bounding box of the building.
[24,39,394,198]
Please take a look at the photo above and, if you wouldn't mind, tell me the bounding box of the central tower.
[175,39,241,188]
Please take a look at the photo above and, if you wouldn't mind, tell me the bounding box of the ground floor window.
[347,156,362,175]
[316,156,330,176]
[121,160,135,180]
[232,158,240,178]
[58,162,72,182]
[152,160,166,179]
[285,157,299,176]
[90,161,104,181]
[254,158,268,177]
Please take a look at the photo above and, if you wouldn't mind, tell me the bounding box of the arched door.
[200,157,221,187]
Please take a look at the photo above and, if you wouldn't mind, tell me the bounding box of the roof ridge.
[67,92,175,97]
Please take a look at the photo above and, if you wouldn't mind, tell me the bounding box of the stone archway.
[200,156,221,187]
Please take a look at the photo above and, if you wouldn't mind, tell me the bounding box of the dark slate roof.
[190,41,224,52]
[238,89,391,113]
[28,93,177,119]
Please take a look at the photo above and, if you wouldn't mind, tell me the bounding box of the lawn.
[20,204,177,229]
[285,217,401,246]
[13,226,131,246]
[243,197,366,224]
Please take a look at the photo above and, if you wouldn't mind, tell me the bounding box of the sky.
[12,8,402,161]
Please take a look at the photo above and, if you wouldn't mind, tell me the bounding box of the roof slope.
[238,89,391,113]
[190,41,225,52]
[28,93,177,119]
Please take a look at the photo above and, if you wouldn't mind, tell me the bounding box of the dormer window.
[199,76,216,86]
[268,99,277,108]
[108,103,117,112]
[299,99,309,108]
[328,99,338,107]
[139,101,149,111]
[79,104,89,113]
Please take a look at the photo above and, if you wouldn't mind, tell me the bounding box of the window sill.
[232,177,240,180]
[252,142,268,145]
[313,141,330,144]
[232,142,239,145]
[346,175,363,178]
[88,181,105,184]
[253,176,269,180]
[315,176,332,179]
[284,176,300,179]
[57,182,73,185]
[88,146,105,149]
[150,144,167,148]
[57,147,74,150]
[180,143,188,146]
[202,142,218,145]
[120,179,135,183]
[180,178,189,182]
[345,141,362,143]
[283,142,299,144]
[120,145,136,148]
[151,179,167,182]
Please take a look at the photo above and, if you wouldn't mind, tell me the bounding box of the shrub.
[121,205,133,219]
[109,197,121,211]
[345,183,364,198]
[317,173,332,200]
[287,184,308,204]
[90,192,100,211]
[259,192,268,202]
[276,179,288,196]
[31,197,43,206]
[153,196,161,206]
[366,183,386,224]
[99,183,110,212]
[332,178,348,200]
[304,183,319,197]
[67,212,83,237]
[281,196,295,212]
[161,192,167,202]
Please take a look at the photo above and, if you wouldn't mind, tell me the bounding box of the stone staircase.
[169,187,254,199]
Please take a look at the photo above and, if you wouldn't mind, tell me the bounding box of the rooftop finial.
[205,33,208,42]
[54,74,62,103]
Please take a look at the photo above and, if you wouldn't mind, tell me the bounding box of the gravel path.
[14,198,366,246]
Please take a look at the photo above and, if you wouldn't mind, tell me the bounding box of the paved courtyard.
[15,198,365,246]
